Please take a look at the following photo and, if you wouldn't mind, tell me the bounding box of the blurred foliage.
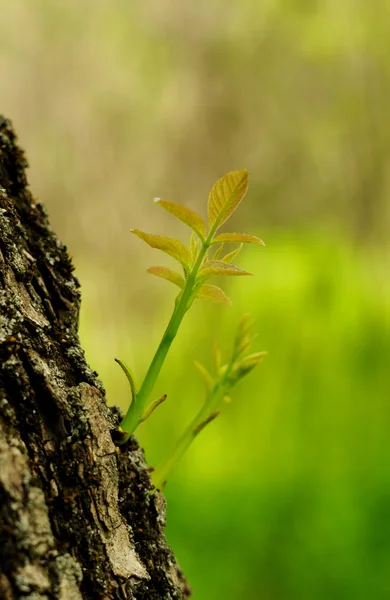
[81,237,390,599]
[1,1,390,598]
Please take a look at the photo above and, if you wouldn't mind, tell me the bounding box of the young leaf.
[212,232,265,246]
[141,393,167,422]
[230,351,267,384]
[221,244,243,264]
[130,229,190,268]
[193,411,220,435]
[154,199,207,240]
[234,337,252,359]
[147,266,185,288]
[198,260,253,278]
[115,358,137,405]
[218,364,228,377]
[233,314,253,359]
[196,284,232,305]
[207,169,249,232]
[212,244,224,260]
[194,361,214,390]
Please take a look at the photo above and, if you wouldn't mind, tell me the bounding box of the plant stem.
[151,395,218,491]
[152,365,233,490]
[120,236,212,440]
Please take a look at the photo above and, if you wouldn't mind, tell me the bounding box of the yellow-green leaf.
[212,244,224,260]
[233,314,253,358]
[207,169,249,232]
[193,411,220,435]
[232,351,267,379]
[115,358,137,404]
[196,284,232,305]
[141,394,167,422]
[147,266,185,288]
[213,342,222,372]
[213,232,265,246]
[221,244,243,264]
[130,229,190,268]
[199,260,253,278]
[194,361,214,390]
[154,199,206,240]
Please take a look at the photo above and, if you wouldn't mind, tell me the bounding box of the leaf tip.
[141,393,168,423]
[193,411,220,435]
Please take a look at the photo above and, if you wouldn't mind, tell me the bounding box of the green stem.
[152,362,234,490]
[119,236,212,440]
[151,393,218,490]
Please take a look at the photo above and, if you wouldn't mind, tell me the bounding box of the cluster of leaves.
[132,168,264,308]
[117,169,265,446]
[152,316,267,490]
[195,315,266,395]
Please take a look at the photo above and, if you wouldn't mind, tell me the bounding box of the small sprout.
[130,229,191,269]
[117,169,265,442]
[207,169,249,230]
[212,243,225,260]
[212,232,265,246]
[114,358,137,405]
[228,351,268,385]
[233,314,254,360]
[193,361,214,390]
[218,364,229,377]
[198,260,253,278]
[193,411,220,435]
[196,284,232,305]
[154,198,207,241]
[147,266,185,288]
[152,317,266,490]
[141,393,167,422]
[221,243,243,264]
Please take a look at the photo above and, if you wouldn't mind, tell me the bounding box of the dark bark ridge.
[0,116,191,599]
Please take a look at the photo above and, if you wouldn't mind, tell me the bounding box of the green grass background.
[1,1,390,597]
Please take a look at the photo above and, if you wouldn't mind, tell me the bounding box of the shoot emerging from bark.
[116,169,265,444]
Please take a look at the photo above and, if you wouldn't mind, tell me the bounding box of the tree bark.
[0,116,191,600]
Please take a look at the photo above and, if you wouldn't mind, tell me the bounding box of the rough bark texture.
[0,116,191,599]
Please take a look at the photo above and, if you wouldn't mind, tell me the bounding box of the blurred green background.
[1,1,390,598]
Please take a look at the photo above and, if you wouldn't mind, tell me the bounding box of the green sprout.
[116,169,265,444]
[152,315,267,491]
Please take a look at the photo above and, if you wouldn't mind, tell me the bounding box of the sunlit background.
[2,2,390,598]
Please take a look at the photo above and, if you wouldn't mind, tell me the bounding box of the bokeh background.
[2,2,390,598]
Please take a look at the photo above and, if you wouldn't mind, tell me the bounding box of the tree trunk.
[0,116,191,600]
